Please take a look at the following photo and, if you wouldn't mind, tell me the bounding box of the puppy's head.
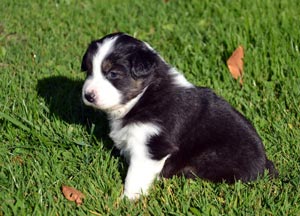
[81,33,160,114]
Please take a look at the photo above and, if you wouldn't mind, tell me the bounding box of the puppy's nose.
[84,92,96,103]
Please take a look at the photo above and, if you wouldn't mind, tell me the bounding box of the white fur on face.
[110,120,169,200]
[82,36,123,112]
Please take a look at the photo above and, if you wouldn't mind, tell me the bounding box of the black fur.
[82,33,278,183]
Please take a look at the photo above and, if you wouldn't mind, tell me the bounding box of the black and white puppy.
[81,33,277,199]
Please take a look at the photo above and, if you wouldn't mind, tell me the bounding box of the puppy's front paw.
[121,191,141,200]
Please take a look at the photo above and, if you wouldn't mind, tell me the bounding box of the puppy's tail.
[265,159,278,178]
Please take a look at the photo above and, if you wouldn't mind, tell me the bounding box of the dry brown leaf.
[11,156,24,165]
[61,185,85,205]
[227,46,244,84]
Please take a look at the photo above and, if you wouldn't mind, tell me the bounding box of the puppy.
[81,33,277,199]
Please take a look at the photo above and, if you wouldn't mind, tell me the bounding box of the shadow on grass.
[36,76,115,151]
[37,76,128,181]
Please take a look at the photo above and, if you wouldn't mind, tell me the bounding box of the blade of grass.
[0,111,30,132]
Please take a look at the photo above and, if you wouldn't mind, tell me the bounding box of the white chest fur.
[109,120,160,160]
[109,119,169,199]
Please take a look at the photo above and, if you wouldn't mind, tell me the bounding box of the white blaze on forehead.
[92,37,118,79]
[82,36,123,111]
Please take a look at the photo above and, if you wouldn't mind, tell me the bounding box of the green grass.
[1,0,300,215]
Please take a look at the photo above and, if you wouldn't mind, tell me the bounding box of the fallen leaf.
[227,46,244,84]
[11,155,24,165]
[61,185,85,205]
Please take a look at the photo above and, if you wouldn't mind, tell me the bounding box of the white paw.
[122,191,142,200]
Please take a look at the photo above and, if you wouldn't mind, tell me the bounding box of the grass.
[0,0,300,215]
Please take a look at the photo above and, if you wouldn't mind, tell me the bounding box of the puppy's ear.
[81,51,88,72]
[81,42,98,72]
[130,49,157,79]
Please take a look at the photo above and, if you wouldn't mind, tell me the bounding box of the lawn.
[0,0,300,215]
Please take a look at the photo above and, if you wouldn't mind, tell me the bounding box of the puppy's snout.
[84,92,96,103]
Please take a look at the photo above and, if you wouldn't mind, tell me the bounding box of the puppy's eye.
[106,71,119,80]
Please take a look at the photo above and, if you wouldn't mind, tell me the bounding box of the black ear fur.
[81,41,99,72]
[130,49,157,79]
[81,52,88,72]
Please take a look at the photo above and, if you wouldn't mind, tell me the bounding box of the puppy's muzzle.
[84,92,96,103]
